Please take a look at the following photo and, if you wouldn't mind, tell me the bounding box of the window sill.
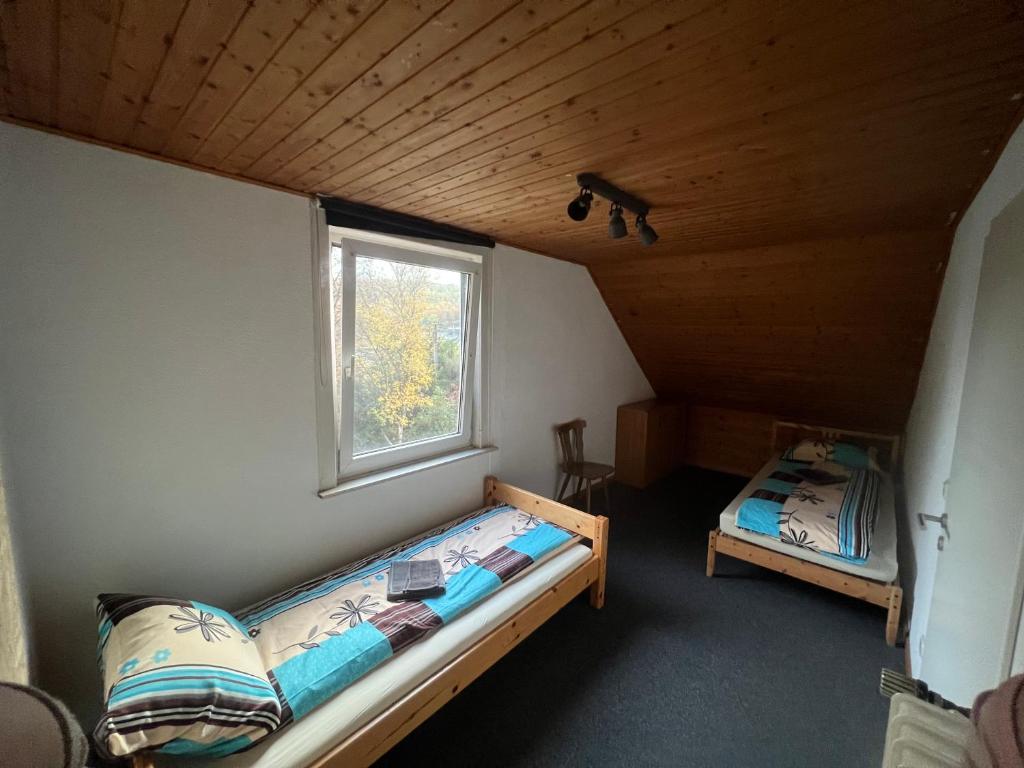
[318,445,498,498]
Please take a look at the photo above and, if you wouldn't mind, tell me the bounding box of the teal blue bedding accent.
[272,622,393,720]
[242,505,514,627]
[736,456,880,563]
[92,592,285,760]
[739,460,822,538]
[240,503,575,739]
[422,565,502,622]
[737,498,783,537]
[507,523,573,559]
[833,442,872,469]
[105,666,279,708]
[96,503,577,760]
[760,477,799,495]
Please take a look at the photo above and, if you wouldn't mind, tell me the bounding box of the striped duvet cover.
[736,458,880,563]
[94,503,574,759]
[239,503,574,727]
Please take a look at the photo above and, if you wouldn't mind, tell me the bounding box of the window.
[313,218,488,490]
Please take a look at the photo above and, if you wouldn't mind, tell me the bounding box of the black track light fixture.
[566,185,593,221]
[567,172,659,245]
[608,202,627,239]
[636,215,659,246]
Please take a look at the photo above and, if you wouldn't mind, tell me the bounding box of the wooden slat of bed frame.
[708,530,902,646]
[708,528,901,643]
[485,476,602,541]
[710,530,893,607]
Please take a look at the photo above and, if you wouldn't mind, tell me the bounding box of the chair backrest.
[555,419,587,469]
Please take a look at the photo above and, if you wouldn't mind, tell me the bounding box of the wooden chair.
[554,419,614,514]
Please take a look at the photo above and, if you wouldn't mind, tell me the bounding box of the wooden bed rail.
[485,475,608,608]
[770,420,902,473]
[485,475,603,539]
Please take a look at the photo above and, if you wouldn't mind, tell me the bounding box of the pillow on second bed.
[94,593,281,760]
[782,439,880,471]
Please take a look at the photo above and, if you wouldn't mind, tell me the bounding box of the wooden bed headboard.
[770,421,902,473]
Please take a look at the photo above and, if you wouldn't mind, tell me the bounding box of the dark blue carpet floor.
[376,466,903,767]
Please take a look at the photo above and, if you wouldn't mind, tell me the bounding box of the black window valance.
[318,196,495,249]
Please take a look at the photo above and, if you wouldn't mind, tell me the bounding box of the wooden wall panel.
[216,0,448,176]
[1,0,1020,257]
[127,0,249,153]
[298,0,700,194]
[0,0,58,125]
[266,0,595,189]
[92,0,189,146]
[189,0,381,170]
[593,230,951,433]
[56,0,121,136]
[0,0,1022,438]
[160,0,314,162]
[0,30,7,115]
[684,405,775,477]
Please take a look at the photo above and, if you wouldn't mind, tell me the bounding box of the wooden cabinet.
[615,399,686,489]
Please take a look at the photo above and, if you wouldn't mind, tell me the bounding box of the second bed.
[706,421,903,646]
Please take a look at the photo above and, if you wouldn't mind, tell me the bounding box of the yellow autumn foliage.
[355,261,435,444]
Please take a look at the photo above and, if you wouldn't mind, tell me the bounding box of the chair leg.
[573,476,583,508]
[585,479,592,515]
[556,472,571,503]
[603,478,611,513]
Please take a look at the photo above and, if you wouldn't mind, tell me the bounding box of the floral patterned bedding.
[735,457,880,563]
[237,503,574,725]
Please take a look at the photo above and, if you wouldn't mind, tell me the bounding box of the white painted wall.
[902,120,1024,674]
[489,244,647,497]
[0,122,652,721]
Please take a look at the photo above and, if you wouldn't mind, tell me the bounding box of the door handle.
[918,512,950,537]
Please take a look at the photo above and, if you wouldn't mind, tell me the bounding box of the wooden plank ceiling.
[2,0,1023,431]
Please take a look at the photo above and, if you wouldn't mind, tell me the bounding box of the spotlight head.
[567,186,593,221]
[636,215,659,246]
[608,202,627,239]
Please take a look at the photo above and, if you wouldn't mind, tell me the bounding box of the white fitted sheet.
[718,453,899,583]
[161,542,592,768]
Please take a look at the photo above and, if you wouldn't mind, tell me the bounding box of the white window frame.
[311,205,491,494]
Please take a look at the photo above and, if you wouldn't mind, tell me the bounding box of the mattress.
[719,453,898,583]
[157,542,592,768]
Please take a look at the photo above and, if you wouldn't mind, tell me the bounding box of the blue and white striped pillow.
[94,594,281,759]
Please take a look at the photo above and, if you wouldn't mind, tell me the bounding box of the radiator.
[882,693,973,767]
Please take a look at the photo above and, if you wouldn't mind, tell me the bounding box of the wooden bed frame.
[705,421,903,647]
[134,476,608,768]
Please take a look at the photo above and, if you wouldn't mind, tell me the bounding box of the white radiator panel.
[882,694,972,768]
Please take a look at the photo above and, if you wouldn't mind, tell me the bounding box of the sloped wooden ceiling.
[3,0,1023,431]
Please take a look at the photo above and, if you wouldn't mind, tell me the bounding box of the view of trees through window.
[332,247,467,455]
